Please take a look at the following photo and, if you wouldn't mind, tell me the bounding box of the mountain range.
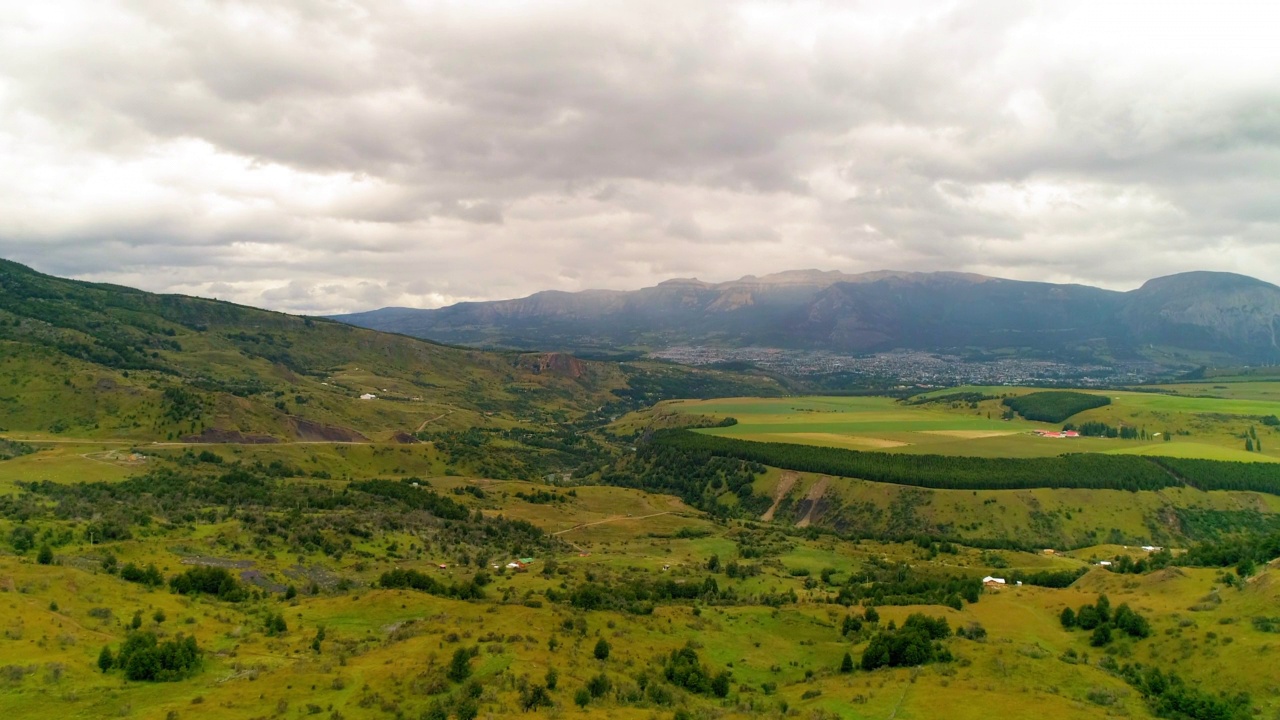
[332,269,1280,365]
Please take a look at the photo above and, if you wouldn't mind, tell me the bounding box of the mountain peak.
[1137,270,1278,294]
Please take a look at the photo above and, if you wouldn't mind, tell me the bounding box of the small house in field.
[359,393,377,400]
[1043,549,1056,555]
[982,576,1007,588]
[506,561,527,572]
[437,564,448,570]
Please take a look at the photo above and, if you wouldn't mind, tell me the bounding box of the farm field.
[665,389,1280,461]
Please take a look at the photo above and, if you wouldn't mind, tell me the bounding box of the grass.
[745,464,1280,549]
[658,389,1280,462]
[0,442,139,492]
[8,450,1280,719]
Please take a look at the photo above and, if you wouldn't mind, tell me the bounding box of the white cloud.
[0,0,1277,314]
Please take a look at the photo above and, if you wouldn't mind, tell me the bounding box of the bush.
[518,684,551,711]
[586,673,611,698]
[120,562,165,587]
[446,647,473,683]
[104,632,202,682]
[860,614,951,671]
[169,566,247,602]
[1090,624,1113,647]
[9,526,35,554]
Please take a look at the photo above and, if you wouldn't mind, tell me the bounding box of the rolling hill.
[0,258,782,442]
[334,269,1280,364]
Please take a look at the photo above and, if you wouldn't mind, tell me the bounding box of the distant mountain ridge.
[332,269,1280,364]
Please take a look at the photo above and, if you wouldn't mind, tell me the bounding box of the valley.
[3,261,1280,720]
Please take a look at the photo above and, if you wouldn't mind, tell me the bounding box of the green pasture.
[670,387,1280,461]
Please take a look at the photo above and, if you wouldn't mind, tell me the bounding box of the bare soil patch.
[761,471,798,521]
[919,430,1019,439]
[796,476,832,528]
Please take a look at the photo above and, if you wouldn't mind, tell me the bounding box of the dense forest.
[1002,391,1111,423]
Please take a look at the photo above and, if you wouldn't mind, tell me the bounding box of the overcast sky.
[2,1,1278,314]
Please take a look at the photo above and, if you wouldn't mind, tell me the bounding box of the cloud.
[0,0,1278,314]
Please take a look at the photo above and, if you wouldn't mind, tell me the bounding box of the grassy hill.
[0,259,782,443]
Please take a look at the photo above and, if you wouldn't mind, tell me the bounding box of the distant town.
[648,347,1169,387]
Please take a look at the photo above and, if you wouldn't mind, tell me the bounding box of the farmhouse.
[1033,429,1080,439]
[982,576,1007,588]
[359,393,377,400]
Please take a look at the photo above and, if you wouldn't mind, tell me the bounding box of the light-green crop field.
[666,387,1280,461]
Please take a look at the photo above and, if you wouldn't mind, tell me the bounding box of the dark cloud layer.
[1,1,1278,314]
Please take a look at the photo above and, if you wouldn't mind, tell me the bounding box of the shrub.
[446,647,472,683]
[169,566,247,602]
[586,673,611,698]
[120,563,165,587]
[106,632,202,682]
[861,614,952,671]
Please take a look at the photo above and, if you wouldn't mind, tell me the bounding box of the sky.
[2,0,1278,315]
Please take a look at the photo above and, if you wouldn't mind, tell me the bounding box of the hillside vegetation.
[1002,391,1111,423]
[0,259,782,442]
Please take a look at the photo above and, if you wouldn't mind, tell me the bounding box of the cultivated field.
[666,389,1280,461]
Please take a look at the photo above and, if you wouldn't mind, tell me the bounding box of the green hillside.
[0,259,781,443]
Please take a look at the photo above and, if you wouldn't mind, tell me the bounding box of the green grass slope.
[0,259,782,442]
